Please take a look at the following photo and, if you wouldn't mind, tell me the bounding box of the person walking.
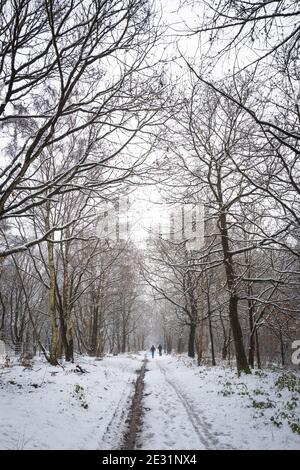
[158,344,163,356]
[150,345,156,358]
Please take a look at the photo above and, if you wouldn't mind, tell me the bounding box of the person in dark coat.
[158,344,163,356]
[150,345,156,358]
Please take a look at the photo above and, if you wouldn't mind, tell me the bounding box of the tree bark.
[196,322,204,365]
[208,311,216,366]
[188,323,196,358]
[47,238,59,366]
[255,328,261,369]
[248,297,255,368]
[229,295,250,374]
[60,234,73,362]
[279,330,285,366]
[207,291,216,366]
[218,201,250,374]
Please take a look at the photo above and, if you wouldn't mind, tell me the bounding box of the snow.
[139,354,300,450]
[1,352,300,450]
[0,353,143,450]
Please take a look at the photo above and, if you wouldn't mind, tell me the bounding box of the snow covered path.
[138,355,229,450]
[138,355,300,450]
[1,353,299,450]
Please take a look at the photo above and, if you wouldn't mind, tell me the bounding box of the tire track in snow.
[158,363,235,450]
[139,361,208,449]
[157,363,213,449]
[98,357,144,450]
[98,378,134,450]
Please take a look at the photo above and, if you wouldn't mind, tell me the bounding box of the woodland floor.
[0,353,299,450]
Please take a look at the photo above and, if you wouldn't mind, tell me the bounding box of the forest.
[0,0,300,393]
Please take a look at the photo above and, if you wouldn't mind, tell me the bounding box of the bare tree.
[0,0,165,257]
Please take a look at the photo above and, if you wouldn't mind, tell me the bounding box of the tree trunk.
[188,323,196,358]
[219,310,228,360]
[208,314,216,366]
[218,202,250,375]
[228,328,231,364]
[165,332,172,354]
[195,322,203,365]
[207,293,216,366]
[96,329,105,357]
[45,198,59,366]
[255,328,261,369]
[65,334,74,362]
[279,330,285,366]
[90,306,99,356]
[62,237,74,362]
[248,298,255,368]
[177,335,183,354]
[229,295,250,374]
[121,328,126,353]
[121,296,126,353]
[222,339,228,360]
[48,238,58,366]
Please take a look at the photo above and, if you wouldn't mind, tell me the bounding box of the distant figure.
[158,344,163,356]
[150,345,156,358]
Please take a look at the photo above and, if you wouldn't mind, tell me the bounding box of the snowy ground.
[139,354,300,450]
[0,353,143,450]
[1,352,300,450]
